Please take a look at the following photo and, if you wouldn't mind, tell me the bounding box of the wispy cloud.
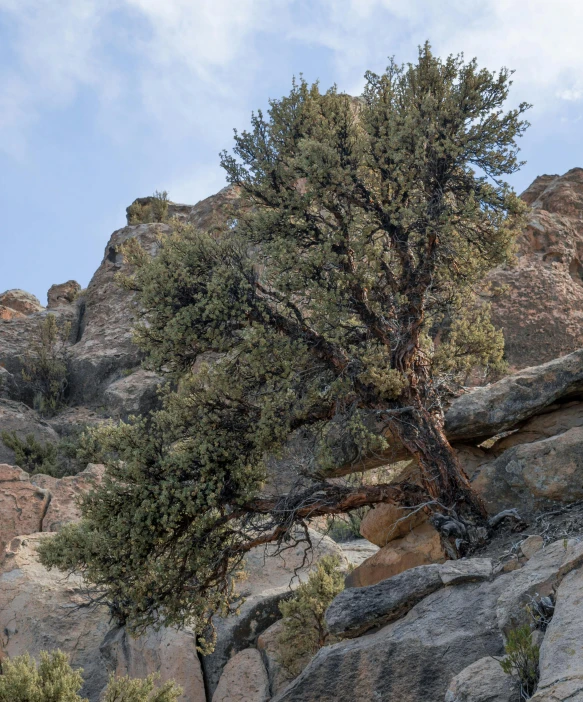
[1,0,582,159]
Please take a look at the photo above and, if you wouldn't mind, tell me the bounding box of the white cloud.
[1,0,583,158]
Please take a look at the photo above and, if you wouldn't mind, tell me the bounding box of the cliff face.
[2,172,583,701]
[490,167,583,369]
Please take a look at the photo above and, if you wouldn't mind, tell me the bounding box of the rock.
[100,625,206,702]
[257,620,296,697]
[531,565,583,701]
[445,348,583,443]
[444,656,518,701]
[212,648,270,702]
[67,222,165,405]
[202,530,345,697]
[0,305,25,320]
[0,398,60,464]
[327,558,493,638]
[496,539,583,635]
[471,426,583,513]
[31,463,105,532]
[47,280,81,308]
[489,168,583,370]
[0,464,50,553]
[345,522,446,588]
[103,369,164,417]
[338,540,379,568]
[0,533,111,701]
[0,289,44,316]
[359,502,427,546]
[273,577,507,702]
[520,535,545,560]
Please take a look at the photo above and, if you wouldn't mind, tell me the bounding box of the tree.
[39,44,529,644]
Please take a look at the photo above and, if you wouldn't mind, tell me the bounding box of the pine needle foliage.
[39,45,529,643]
[1,431,59,475]
[277,555,345,677]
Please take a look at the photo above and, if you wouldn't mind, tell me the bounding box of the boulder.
[338,540,379,568]
[345,522,446,588]
[489,168,583,370]
[0,533,111,701]
[0,305,25,320]
[212,648,270,702]
[0,464,50,553]
[445,348,583,443]
[532,565,583,700]
[273,576,507,702]
[100,625,206,702]
[444,656,518,702]
[520,535,545,560]
[47,280,81,308]
[327,558,493,638]
[359,502,427,546]
[0,289,44,316]
[201,530,345,697]
[496,539,583,635]
[471,426,583,514]
[256,620,296,697]
[102,369,164,417]
[0,399,60,464]
[32,463,105,532]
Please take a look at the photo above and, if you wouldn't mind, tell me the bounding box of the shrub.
[1,431,59,475]
[499,625,540,699]
[127,191,170,225]
[101,673,181,702]
[277,555,345,677]
[21,313,70,416]
[0,650,85,702]
[0,650,182,702]
[324,509,367,543]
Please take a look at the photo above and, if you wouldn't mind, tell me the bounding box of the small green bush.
[499,625,540,699]
[324,509,367,543]
[21,313,70,416]
[1,432,59,475]
[0,650,85,702]
[101,673,181,702]
[277,555,345,677]
[127,191,170,225]
[0,650,182,702]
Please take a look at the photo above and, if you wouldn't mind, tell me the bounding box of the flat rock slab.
[326,558,493,638]
[275,578,507,702]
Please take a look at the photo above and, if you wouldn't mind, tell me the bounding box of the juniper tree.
[40,44,529,643]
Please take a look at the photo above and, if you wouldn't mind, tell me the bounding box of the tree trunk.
[387,405,488,550]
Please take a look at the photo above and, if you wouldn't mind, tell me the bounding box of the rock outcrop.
[490,168,583,369]
[212,648,270,702]
[0,289,44,317]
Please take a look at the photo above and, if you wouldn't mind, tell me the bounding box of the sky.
[1,0,583,303]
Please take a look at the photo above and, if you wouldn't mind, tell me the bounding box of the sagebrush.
[277,555,345,677]
[21,313,70,416]
[127,191,170,225]
[0,650,181,702]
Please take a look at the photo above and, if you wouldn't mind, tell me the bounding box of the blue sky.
[1,0,582,303]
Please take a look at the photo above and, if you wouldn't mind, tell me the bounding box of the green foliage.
[500,625,540,699]
[324,509,367,542]
[40,45,529,641]
[21,313,70,416]
[1,432,59,475]
[127,191,170,225]
[0,650,86,702]
[0,426,98,478]
[0,651,181,702]
[101,673,181,702]
[277,555,345,676]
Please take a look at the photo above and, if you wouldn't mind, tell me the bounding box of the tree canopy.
[39,44,529,647]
